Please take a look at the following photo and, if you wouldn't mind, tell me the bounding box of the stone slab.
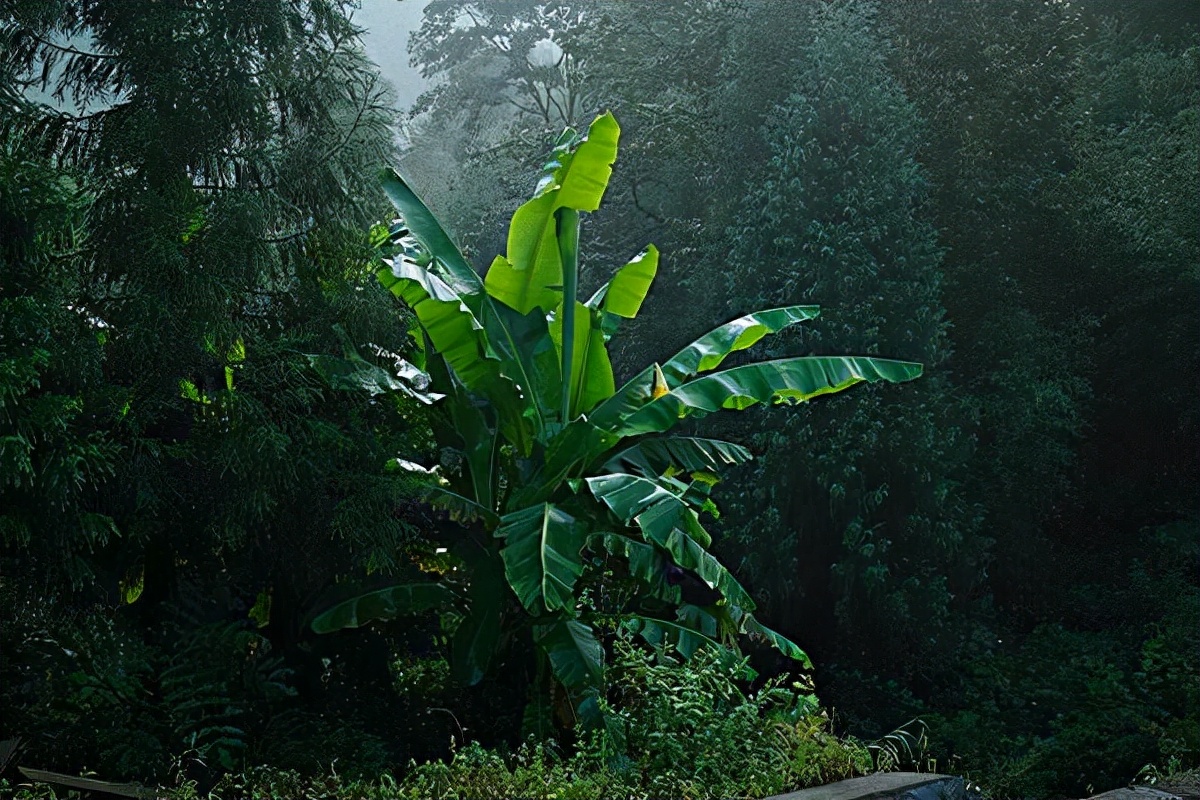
[765,772,968,800]
[1087,789,1183,800]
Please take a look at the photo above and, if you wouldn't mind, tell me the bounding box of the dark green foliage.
[0,0,437,781]
[718,1,985,682]
[927,521,1200,797]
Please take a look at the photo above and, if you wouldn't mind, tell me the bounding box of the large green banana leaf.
[622,615,741,665]
[615,356,924,437]
[599,436,752,477]
[377,256,499,394]
[381,169,484,310]
[588,305,821,429]
[311,583,456,633]
[496,503,587,614]
[586,472,714,548]
[586,473,757,611]
[508,418,619,510]
[592,531,680,603]
[533,618,604,690]
[661,305,821,385]
[588,245,659,319]
[485,113,620,315]
[451,543,507,686]
[486,301,562,433]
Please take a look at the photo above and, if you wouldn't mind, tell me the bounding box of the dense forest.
[1,1,1197,799]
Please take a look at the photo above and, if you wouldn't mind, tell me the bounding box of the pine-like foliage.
[1,0,435,778]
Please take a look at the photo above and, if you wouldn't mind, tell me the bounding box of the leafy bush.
[926,521,1200,797]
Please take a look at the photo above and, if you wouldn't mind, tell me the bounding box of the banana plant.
[311,112,922,717]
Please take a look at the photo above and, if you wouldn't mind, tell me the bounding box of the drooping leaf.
[452,544,506,686]
[592,532,680,603]
[586,472,715,550]
[616,356,924,436]
[496,504,587,613]
[623,615,727,662]
[381,169,483,307]
[586,475,757,611]
[600,437,752,477]
[711,603,812,667]
[739,613,811,667]
[377,256,499,393]
[311,583,455,633]
[588,306,821,430]
[660,305,822,385]
[424,485,501,528]
[534,618,604,690]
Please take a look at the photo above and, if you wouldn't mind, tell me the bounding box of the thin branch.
[23,30,115,61]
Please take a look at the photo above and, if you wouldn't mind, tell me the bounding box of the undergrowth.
[2,637,873,800]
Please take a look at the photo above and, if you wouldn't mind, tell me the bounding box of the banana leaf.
[377,256,499,394]
[496,503,587,613]
[588,306,822,429]
[509,418,619,509]
[586,472,714,548]
[485,113,621,315]
[589,245,659,319]
[381,169,484,310]
[616,356,924,436]
[592,531,680,603]
[423,485,500,528]
[451,543,506,686]
[534,618,604,690]
[311,583,455,633]
[486,300,562,434]
[599,436,752,477]
[711,602,812,667]
[661,305,821,385]
[623,615,731,663]
[586,474,756,610]
[550,301,615,418]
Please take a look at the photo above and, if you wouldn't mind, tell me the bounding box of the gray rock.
[765,772,973,800]
[1086,789,1183,800]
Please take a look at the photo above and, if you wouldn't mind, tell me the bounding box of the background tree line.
[1,0,1196,797]
[397,0,1198,793]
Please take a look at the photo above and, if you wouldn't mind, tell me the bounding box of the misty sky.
[355,0,431,113]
